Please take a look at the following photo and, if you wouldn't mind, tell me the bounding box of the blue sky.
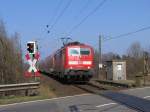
[0,0,150,58]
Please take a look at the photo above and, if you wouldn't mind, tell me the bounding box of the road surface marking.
[127,87,150,91]
[144,96,150,99]
[96,103,117,108]
[0,93,91,108]
[96,95,150,108]
[0,90,150,109]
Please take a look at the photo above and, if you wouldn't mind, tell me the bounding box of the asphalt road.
[0,87,150,112]
[122,87,150,100]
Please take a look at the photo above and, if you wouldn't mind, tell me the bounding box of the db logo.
[25,52,40,77]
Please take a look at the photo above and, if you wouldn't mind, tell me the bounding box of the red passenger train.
[50,42,94,82]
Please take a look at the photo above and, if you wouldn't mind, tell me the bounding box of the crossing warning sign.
[25,41,40,77]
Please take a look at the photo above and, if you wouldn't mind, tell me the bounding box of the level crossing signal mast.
[25,41,40,78]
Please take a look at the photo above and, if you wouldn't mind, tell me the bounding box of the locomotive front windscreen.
[69,48,90,56]
[69,48,79,56]
[80,48,90,55]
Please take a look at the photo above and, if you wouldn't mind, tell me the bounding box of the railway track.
[73,82,107,94]
[41,70,125,95]
[40,72,88,97]
[73,79,127,94]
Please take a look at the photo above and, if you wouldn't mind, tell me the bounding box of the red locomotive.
[50,42,94,82]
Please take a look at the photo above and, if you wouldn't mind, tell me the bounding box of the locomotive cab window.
[69,48,91,56]
[68,48,80,56]
[80,48,90,55]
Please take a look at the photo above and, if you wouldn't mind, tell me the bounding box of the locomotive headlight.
[69,61,78,65]
[70,66,73,69]
[83,61,92,65]
[88,66,91,69]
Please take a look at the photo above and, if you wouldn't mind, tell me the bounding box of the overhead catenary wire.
[74,0,91,19]
[67,0,107,35]
[47,0,73,33]
[92,26,150,49]
[103,26,150,42]
[46,0,63,29]
[39,0,63,42]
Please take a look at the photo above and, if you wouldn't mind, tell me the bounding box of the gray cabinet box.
[106,60,126,80]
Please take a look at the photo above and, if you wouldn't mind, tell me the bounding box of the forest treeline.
[0,21,24,84]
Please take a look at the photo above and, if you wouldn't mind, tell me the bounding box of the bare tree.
[125,42,144,79]
[127,42,143,58]
[0,20,23,84]
[102,52,121,63]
